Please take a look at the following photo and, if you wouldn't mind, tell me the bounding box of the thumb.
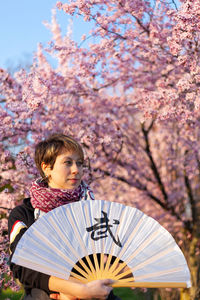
[101,279,114,286]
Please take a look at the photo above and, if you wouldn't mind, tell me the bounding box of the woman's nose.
[71,162,79,174]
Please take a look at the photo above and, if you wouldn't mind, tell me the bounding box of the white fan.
[12,200,191,288]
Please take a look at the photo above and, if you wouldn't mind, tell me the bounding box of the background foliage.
[1,0,200,299]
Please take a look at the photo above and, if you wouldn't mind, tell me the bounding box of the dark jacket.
[8,198,51,295]
[8,198,121,300]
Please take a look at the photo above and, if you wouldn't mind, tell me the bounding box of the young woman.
[8,133,121,300]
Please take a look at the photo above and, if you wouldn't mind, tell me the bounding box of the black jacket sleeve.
[8,203,51,294]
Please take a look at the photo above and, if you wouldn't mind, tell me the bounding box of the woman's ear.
[41,162,50,176]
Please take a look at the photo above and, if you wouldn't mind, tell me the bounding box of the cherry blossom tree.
[0,0,200,299]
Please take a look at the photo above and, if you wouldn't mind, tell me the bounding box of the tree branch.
[118,2,150,35]
[184,173,196,225]
[85,13,127,40]
[92,167,182,222]
[141,123,168,201]
[0,206,12,211]
[171,0,178,11]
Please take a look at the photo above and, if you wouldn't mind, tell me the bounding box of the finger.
[50,293,59,299]
[101,278,114,286]
[103,254,108,264]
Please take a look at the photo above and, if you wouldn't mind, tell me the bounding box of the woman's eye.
[77,161,83,166]
[65,161,72,165]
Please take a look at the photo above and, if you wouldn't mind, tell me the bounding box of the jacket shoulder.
[8,198,34,234]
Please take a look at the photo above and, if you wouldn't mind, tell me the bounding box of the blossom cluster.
[0,0,200,295]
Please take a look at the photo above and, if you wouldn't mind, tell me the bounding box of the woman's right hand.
[83,279,113,299]
[50,293,77,300]
[50,279,113,300]
[49,276,113,299]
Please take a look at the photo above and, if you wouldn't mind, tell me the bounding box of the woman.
[8,133,121,300]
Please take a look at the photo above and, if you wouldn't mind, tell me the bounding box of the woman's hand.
[83,279,113,299]
[50,278,113,300]
[50,293,77,300]
[49,276,113,299]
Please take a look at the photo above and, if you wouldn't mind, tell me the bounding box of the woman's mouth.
[69,179,79,183]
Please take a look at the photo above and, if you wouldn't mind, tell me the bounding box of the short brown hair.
[35,133,84,179]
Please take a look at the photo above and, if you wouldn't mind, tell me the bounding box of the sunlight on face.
[44,148,84,190]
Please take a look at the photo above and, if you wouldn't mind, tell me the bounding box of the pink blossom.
[1,1,200,297]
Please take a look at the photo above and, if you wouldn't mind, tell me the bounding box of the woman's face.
[42,148,84,190]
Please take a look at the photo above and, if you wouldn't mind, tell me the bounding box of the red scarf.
[30,178,95,213]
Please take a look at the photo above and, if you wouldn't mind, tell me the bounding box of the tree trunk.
[159,289,179,300]
[180,232,200,300]
[157,232,200,300]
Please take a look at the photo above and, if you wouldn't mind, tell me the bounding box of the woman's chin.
[64,181,80,189]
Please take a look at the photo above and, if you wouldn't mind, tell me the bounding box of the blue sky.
[1,0,180,71]
[0,0,91,70]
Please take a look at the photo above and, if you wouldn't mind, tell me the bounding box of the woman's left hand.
[50,293,96,300]
[50,293,78,300]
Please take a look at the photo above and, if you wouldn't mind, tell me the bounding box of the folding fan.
[12,200,191,288]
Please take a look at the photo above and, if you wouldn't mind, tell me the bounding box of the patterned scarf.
[30,178,95,213]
